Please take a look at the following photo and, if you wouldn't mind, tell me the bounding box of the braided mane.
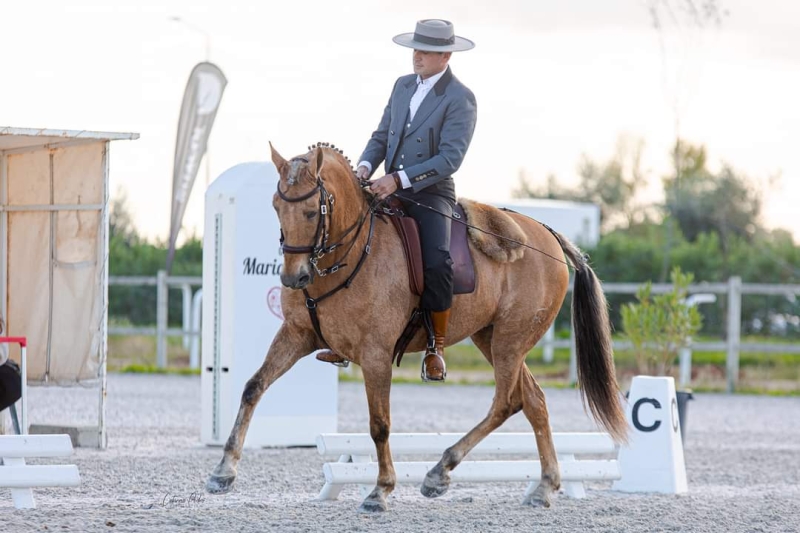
[306,141,355,172]
[305,142,372,197]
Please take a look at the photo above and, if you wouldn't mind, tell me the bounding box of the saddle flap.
[387,213,425,296]
[450,204,476,294]
[387,200,475,297]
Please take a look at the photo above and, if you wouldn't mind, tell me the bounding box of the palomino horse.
[206,144,627,512]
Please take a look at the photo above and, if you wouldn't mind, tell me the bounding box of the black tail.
[560,237,628,443]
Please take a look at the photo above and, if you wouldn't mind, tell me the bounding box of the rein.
[391,191,572,267]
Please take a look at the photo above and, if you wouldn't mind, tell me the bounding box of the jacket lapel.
[406,67,454,137]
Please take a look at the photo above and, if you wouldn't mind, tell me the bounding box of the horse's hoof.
[206,474,236,494]
[522,486,552,508]
[420,467,450,498]
[358,498,388,513]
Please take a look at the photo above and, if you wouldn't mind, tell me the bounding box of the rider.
[358,19,478,382]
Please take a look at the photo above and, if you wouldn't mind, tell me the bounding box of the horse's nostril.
[298,275,310,286]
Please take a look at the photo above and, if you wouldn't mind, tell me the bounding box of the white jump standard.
[0,434,81,509]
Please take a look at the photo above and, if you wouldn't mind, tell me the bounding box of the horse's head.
[271,142,363,290]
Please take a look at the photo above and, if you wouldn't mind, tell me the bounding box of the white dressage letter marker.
[613,376,687,494]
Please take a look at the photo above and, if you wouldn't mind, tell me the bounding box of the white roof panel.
[0,127,139,151]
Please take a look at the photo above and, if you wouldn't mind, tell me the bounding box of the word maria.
[243,257,282,276]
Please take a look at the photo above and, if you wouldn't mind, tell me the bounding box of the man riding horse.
[205,18,627,513]
[319,19,477,382]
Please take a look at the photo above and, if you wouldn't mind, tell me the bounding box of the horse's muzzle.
[280,268,312,290]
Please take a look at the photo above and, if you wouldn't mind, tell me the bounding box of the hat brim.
[392,33,475,52]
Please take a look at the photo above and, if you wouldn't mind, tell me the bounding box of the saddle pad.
[389,203,476,296]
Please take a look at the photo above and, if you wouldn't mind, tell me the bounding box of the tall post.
[678,346,691,388]
[568,325,577,385]
[181,284,192,350]
[189,288,203,369]
[156,270,168,368]
[99,142,110,449]
[543,325,555,364]
[726,276,742,392]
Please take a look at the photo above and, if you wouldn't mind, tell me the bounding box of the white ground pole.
[316,432,619,500]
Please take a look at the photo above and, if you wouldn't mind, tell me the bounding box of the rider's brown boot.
[422,309,450,382]
[315,349,349,367]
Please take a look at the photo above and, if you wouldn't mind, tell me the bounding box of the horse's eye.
[305,211,317,220]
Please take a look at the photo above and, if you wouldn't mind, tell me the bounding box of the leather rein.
[277,157,379,349]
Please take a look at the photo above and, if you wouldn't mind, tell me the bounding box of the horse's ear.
[309,146,325,177]
[269,142,287,172]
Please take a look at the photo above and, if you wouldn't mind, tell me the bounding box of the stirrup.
[421,350,446,383]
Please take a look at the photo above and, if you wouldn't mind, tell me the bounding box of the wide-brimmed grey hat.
[392,19,475,52]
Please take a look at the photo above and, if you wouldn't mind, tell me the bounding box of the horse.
[205,143,628,512]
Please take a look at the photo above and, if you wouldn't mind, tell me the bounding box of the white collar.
[416,66,448,88]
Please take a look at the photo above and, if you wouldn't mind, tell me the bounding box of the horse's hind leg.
[519,368,560,507]
[421,326,524,498]
[206,324,315,494]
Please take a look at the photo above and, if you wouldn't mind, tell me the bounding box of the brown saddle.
[385,199,476,296]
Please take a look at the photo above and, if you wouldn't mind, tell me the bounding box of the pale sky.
[2,0,798,242]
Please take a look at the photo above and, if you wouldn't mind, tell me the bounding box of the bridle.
[276,155,379,349]
[277,161,340,277]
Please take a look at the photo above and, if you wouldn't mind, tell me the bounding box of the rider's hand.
[369,174,399,201]
[355,165,370,180]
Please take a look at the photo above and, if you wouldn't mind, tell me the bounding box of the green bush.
[621,267,703,376]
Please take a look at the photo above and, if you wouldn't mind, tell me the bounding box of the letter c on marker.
[632,397,662,432]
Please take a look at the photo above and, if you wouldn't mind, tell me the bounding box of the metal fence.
[109,273,800,392]
[109,272,202,368]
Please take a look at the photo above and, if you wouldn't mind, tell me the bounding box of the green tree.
[662,142,763,252]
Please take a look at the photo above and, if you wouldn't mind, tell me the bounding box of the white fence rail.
[109,272,202,368]
[109,273,800,391]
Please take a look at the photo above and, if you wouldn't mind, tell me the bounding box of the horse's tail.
[558,234,628,443]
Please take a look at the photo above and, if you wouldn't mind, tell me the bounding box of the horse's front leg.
[357,355,395,513]
[206,324,316,493]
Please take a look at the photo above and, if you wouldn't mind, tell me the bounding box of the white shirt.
[409,67,447,122]
[359,67,449,189]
